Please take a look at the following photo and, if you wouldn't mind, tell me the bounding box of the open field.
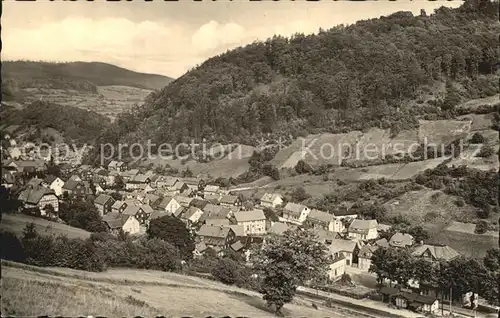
[0,213,91,239]
[383,189,479,225]
[426,224,499,259]
[144,144,255,178]
[18,85,152,120]
[1,261,381,318]
[456,94,500,111]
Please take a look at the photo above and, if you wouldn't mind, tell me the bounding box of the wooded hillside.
[112,0,498,147]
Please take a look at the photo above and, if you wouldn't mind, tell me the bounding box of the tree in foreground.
[252,229,328,314]
[147,215,195,260]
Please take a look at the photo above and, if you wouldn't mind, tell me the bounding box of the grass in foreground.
[1,261,361,317]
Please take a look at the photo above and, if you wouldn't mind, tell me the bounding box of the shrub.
[470,133,486,144]
[291,187,310,202]
[0,230,25,262]
[212,258,241,285]
[474,220,489,234]
[477,144,494,158]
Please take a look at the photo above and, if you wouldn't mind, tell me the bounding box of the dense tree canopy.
[106,0,498,149]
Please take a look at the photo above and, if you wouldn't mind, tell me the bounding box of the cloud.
[2,1,461,78]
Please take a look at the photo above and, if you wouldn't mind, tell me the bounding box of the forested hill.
[1,101,110,144]
[2,61,173,93]
[108,0,498,147]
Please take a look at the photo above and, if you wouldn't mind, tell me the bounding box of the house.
[230,241,245,253]
[103,212,141,235]
[62,179,88,197]
[379,286,401,303]
[329,239,360,267]
[122,205,149,224]
[125,174,151,190]
[203,185,220,195]
[121,169,139,182]
[358,244,379,271]
[314,228,343,245]
[375,238,390,248]
[1,170,15,188]
[332,207,358,219]
[411,244,460,262]
[107,160,118,170]
[204,193,221,204]
[143,193,161,208]
[394,292,439,314]
[69,175,82,181]
[174,195,194,208]
[233,209,267,236]
[27,178,43,187]
[348,219,378,240]
[201,204,232,221]
[268,222,295,236]
[5,160,47,173]
[282,202,310,225]
[193,242,208,258]
[148,209,170,222]
[158,196,181,214]
[389,232,414,248]
[94,194,116,216]
[219,195,241,208]
[206,218,231,226]
[18,185,59,216]
[156,176,179,189]
[42,175,65,196]
[196,224,236,250]
[228,224,245,239]
[111,200,128,214]
[328,252,346,281]
[306,209,336,231]
[259,193,283,208]
[190,198,209,210]
[180,206,204,225]
[173,206,187,218]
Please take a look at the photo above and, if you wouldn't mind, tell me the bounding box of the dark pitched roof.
[190,198,209,210]
[284,202,307,216]
[197,224,233,239]
[18,186,55,204]
[389,232,414,248]
[62,179,83,190]
[412,244,460,261]
[103,212,130,229]
[43,175,59,184]
[220,194,239,204]
[95,194,113,206]
[397,292,437,305]
[308,209,333,224]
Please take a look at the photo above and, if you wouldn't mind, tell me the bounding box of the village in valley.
[1,134,498,317]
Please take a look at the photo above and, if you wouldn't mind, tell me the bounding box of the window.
[346,259,350,265]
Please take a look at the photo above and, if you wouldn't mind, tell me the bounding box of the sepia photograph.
[1,0,499,317]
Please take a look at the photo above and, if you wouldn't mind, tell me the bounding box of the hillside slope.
[2,262,371,317]
[112,0,498,147]
[2,61,173,91]
[1,101,110,144]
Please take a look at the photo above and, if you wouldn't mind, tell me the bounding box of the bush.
[1,230,25,262]
[475,220,489,234]
[477,144,494,158]
[291,187,310,202]
[211,258,242,285]
[470,133,486,144]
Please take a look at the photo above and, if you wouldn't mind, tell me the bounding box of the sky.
[2,0,462,78]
